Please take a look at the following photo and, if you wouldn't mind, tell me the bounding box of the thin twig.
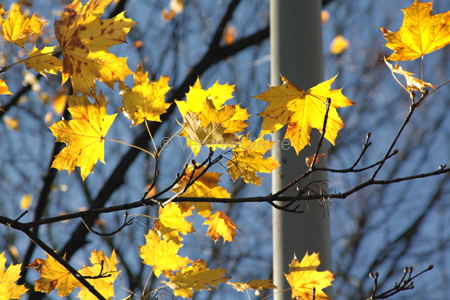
[81,212,134,236]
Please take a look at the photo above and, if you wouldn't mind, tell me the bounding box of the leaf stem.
[104,138,155,158]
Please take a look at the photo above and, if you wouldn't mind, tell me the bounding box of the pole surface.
[270,1,333,299]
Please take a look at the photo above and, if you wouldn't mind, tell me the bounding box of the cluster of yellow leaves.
[0,252,28,300]
[28,250,119,299]
[381,0,450,97]
[176,79,280,185]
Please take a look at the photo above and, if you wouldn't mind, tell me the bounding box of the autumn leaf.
[255,75,354,154]
[154,202,195,244]
[2,4,45,48]
[26,0,137,96]
[77,250,120,300]
[203,210,241,244]
[228,277,277,292]
[25,45,63,76]
[330,35,349,55]
[4,116,19,131]
[285,252,334,300]
[172,165,230,218]
[384,57,435,95]
[139,229,192,277]
[0,252,28,300]
[227,135,279,185]
[20,193,33,210]
[0,79,13,95]
[28,254,80,297]
[162,0,184,21]
[176,78,235,115]
[50,92,117,180]
[305,153,325,168]
[380,0,450,61]
[176,79,247,155]
[163,259,231,299]
[118,65,171,126]
[181,111,239,155]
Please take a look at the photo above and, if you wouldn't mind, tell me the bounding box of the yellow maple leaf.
[227,135,279,185]
[0,79,13,95]
[176,79,248,155]
[176,78,235,115]
[26,0,137,96]
[2,4,45,48]
[77,250,120,300]
[255,75,354,154]
[172,165,230,218]
[163,259,231,299]
[0,252,28,300]
[383,57,435,95]
[28,254,80,297]
[380,0,450,61]
[49,92,117,180]
[154,202,195,244]
[118,65,172,126]
[203,210,241,244]
[285,252,334,300]
[228,277,277,292]
[139,229,192,277]
[181,111,239,155]
[25,45,63,76]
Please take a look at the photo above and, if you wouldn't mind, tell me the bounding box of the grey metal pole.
[270,1,332,299]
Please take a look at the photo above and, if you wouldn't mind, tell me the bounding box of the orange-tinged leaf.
[305,153,325,168]
[163,259,231,299]
[255,75,354,154]
[227,135,279,185]
[77,250,120,300]
[50,92,117,180]
[285,252,334,300]
[52,89,68,115]
[25,45,63,76]
[138,229,192,277]
[330,34,349,55]
[172,165,230,218]
[380,0,450,61]
[384,57,435,94]
[0,252,28,300]
[321,10,329,25]
[0,80,12,95]
[118,65,172,126]
[28,254,80,297]
[228,277,277,292]
[0,103,4,112]
[2,4,45,48]
[50,0,137,96]
[162,8,176,21]
[203,210,241,244]
[154,202,195,244]
[223,25,235,45]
